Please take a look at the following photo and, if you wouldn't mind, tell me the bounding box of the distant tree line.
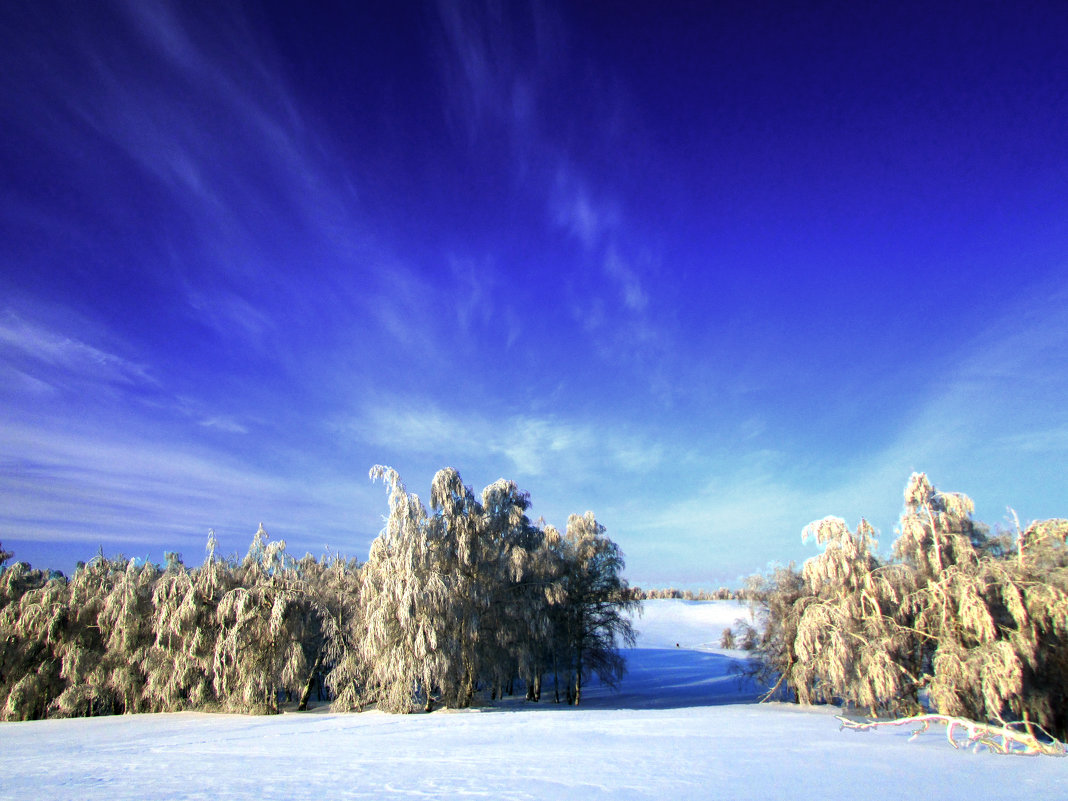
[730,473,1068,740]
[0,466,635,720]
[630,587,742,601]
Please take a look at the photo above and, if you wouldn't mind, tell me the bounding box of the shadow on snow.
[580,647,762,711]
[485,647,763,713]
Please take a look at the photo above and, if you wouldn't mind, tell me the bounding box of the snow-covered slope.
[579,599,760,710]
[632,597,747,649]
[2,601,1065,801]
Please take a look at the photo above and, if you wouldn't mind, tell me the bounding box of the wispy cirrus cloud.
[182,283,276,351]
[3,1,383,361]
[551,163,670,380]
[198,416,249,435]
[996,426,1068,454]
[623,276,1068,584]
[83,2,316,219]
[551,169,617,252]
[432,0,563,147]
[603,245,649,313]
[0,311,155,390]
[345,397,663,479]
[427,1,673,401]
[871,280,1068,521]
[0,415,381,561]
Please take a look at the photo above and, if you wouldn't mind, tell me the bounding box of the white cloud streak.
[620,277,1068,583]
[432,0,562,147]
[198,417,249,435]
[0,417,380,561]
[0,311,155,390]
[603,246,649,312]
[551,166,617,252]
[346,398,663,479]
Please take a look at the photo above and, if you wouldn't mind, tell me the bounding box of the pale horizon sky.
[2,1,1067,586]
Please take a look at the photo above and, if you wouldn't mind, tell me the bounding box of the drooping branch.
[836,714,1066,756]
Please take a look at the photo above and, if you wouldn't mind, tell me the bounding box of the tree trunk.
[552,653,561,703]
[574,646,583,706]
[462,670,474,708]
[297,652,324,711]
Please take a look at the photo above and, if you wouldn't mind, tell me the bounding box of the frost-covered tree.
[516,521,568,702]
[751,473,1068,738]
[480,479,558,702]
[0,467,636,719]
[774,518,916,714]
[360,466,447,712]
[359,466,634,712]
[213,525,307,713]
[50,553,120,718]
[0,558,49,698]
[427,473,544,706]
[895,473,981,580]
[0,560,66,720]
[145,537,230,711]
[297,552,363,711]
[146,553,201,711]
[426,467,489,707]
[96,558,159,714]
[555,512,637,705]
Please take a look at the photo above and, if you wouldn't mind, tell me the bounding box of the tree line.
[0,466,636,720]
[630,587,740,601]
[731,472,1068,740]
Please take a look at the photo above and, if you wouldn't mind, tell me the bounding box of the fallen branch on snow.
[835,713,1066,756]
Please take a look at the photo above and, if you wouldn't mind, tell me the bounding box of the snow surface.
[2,600,1065,800]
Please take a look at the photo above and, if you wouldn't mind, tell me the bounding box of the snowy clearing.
[2,600,1065,800]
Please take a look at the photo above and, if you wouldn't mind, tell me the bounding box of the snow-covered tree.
[555,512,637,705]
[359,466,635,712]
[515,521,568,702]
[360,466,447,712]
[144,539,229,711]
[298,552,364,711]
[0,561,66,720]
[50,553,120,717]
[97,558,158,713]
[213,525,307,713]
[751,473,1068,738]
[784,518,916,714]
[426,467,489,707]
[1,468,638,719]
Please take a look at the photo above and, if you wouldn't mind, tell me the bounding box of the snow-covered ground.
[2,600,1065,800]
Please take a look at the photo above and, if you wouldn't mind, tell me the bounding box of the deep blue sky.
[2,1,1066,586]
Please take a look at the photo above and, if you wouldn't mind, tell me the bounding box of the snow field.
[1,601,1065,801]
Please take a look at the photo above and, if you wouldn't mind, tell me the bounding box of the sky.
[1,0,1066,587]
